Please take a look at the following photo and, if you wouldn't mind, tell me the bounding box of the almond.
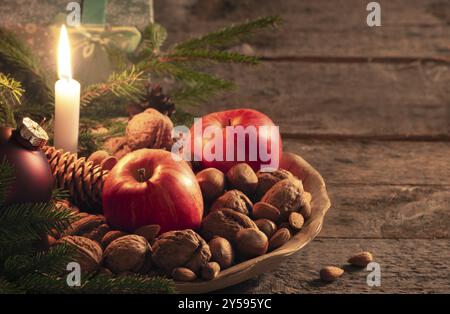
[172,267,197,282]
[348,252,373,267]
[253,202,280,221]
[320,266,344,282]
[134,224,161,242]
[268,227,291,250]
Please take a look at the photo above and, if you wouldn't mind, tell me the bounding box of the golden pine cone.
[42,146,109,212]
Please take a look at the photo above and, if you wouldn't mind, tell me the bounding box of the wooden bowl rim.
[175,152,331,293]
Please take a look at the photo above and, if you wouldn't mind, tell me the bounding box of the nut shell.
[172,267,197,282]
[269,228,291,250]
[152,229,211,274]
[235,228,268,259]
[101,230,128,248]
[348,252,373,267]
[253,202,280,221]
[320,266,344,282]
[196,168,226,203]
[103,235,151,274]
[226,163,258,196]
[256,169,293,200]
[261,178,304,219]
[57,236,102,274]
[254,219,277,239]
[134,224,161,242]
[201,208,257,243]
[210,190,253,215]
[208,237,235,269]
[201,262,221,280]
[288,212,304,231]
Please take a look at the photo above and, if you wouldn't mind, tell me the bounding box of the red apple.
[102,149,204,233]
[190,109,282,173]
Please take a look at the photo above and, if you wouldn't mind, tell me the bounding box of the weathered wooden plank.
[156,0,450,58]
[283,139,450,186]
[221,238,450,293]
[320,186,450,239]
[189,62,450,137]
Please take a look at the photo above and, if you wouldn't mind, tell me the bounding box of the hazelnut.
[134,224,161,242]
[210,190,253,215]
[172,267,197,282]
[300,192,312,219]
[57,236,102,274]
[269,228,291,250]
[288,212,304,231]
[261,178,304,219]
[101,230,128,248]
[256,169,293,200]
[103,235,152,274]
[208,237,234,269]
[235,228,268,259]
[201,208,257,243]
[254,219,277,239]
[252,202,281,221]
[152,229,211,274]
[196,168,225,203]
[201,262,221,280]
[226,163,258,196]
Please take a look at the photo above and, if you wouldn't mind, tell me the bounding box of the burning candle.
[54,25,80,154]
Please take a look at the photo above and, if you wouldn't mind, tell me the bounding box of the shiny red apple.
[190,108,282,173]
[102,149,204,233]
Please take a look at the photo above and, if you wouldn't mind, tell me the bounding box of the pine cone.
[127,84,176,117]
[42,146,108,212]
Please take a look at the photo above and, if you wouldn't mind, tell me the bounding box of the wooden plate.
[175,152,331,293]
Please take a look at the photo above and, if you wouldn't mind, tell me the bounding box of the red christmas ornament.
[0,118,54,206]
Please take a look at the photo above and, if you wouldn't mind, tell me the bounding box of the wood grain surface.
[155,0,450,293]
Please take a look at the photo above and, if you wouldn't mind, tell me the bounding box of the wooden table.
[155,0,450,293]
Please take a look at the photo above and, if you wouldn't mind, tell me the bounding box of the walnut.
[255,169,293,200]
[152,229,211,274]
[261,178,304,219]
[126,108,173,150]
[210,190,253,215]
[57,236,102,274]
[103,235,152,274]
[201,208,257,243]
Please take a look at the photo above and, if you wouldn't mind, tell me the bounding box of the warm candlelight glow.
[57,25,72,80]
[54,24,80,154]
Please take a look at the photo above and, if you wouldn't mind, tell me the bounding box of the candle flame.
[57,25,72,80]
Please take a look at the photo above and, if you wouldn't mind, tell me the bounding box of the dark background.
[0,0,449,293]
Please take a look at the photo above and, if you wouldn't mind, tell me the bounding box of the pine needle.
[165,49,260,65]
[80,66,145,107]
[174,16,281,51]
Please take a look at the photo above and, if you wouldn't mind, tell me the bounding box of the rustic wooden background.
[1,0,449,293]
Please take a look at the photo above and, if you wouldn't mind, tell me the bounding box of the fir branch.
[0,73,23,127]
[80,66,145,107]
[52,189,69,201]
[164,49,260,65]
[0,158,15,207]
[174,16,281,51]
[0,202,74,245]
[16,273,175,294]
[3,244,75,281]
[0,28,53,105]
[0,277,24,294]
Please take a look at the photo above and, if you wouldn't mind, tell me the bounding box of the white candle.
[54,25,80,154]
